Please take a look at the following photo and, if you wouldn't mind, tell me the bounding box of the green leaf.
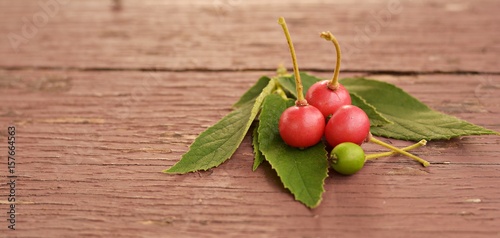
[164,79,276,174]
[233,76,271,108]
[252,123,265,171]
[350,93,392,127]
[277,72,321,98]
[278,72,392,127]
[341,78,500,141]
[258,94,329,208]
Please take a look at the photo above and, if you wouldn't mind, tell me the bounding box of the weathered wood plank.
[0,69,499,237]
[0,0,498,72]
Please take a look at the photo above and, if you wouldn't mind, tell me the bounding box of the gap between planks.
[1,65,499,76]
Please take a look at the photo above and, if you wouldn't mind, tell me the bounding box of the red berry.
[279,105,325,148]
[324,105,370,148]
[305,80,351,118]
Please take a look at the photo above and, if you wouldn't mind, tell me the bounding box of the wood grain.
[0,69,499,237]
[1,0,500,237]
[0,0,498,73]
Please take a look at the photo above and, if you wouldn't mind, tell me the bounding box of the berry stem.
[320,31,342,90]
[278,17,307,105]
[369,136,430,167]
[365,139,427,161]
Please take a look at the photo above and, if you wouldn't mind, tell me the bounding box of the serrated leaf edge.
[257,94,328,208]
[261,144,328,209]
[163,79,276,174]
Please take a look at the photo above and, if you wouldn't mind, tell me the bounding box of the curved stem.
[365,139,427,161]
[320,31,341,90]
[369,137,430,167]
[278,17,306,105]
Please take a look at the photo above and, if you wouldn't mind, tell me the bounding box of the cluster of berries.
[277,17,428,175]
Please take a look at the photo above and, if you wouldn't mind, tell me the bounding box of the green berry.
[330,142,366,175]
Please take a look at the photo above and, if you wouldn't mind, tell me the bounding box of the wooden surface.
[1,0,499,237]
